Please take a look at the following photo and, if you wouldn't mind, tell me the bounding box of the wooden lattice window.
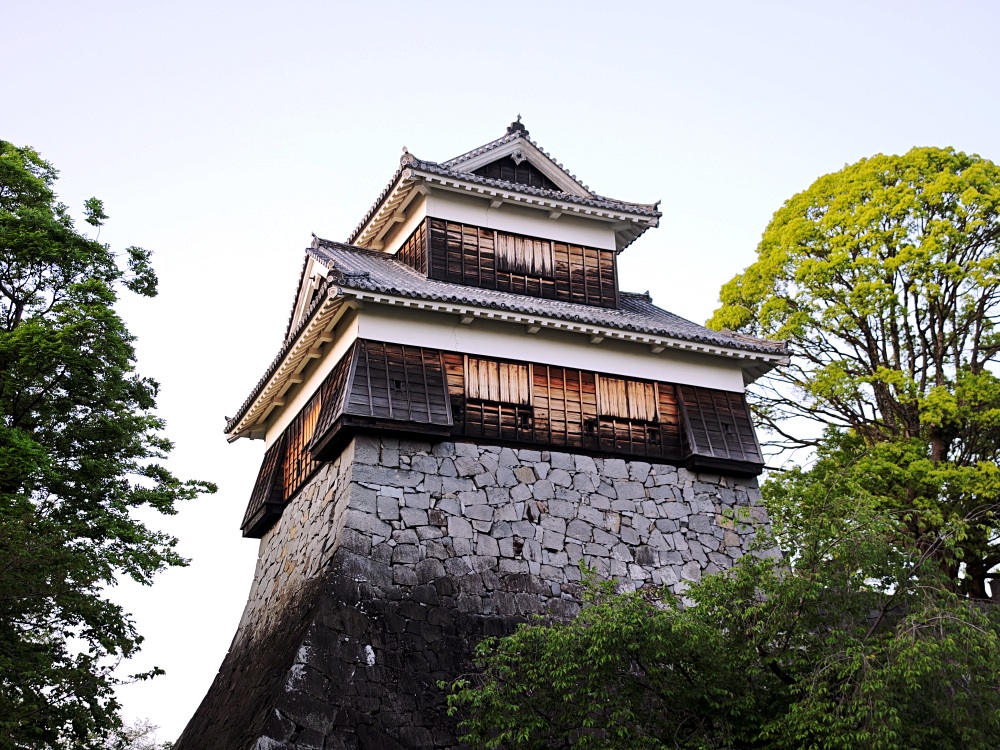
[495,233,554,278]
[597,376,658,421]
[394,221,427,275]
[466,357,531,405]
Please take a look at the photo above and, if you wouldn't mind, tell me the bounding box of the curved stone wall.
[175,435,771,749]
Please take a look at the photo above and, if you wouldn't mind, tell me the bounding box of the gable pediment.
[444,136,594,199]
[472,155,560,191]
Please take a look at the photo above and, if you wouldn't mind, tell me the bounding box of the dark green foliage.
[0,141,215,748]
[447,456,1000,749]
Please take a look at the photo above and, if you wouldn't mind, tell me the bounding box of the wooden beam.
[526,324,541,335]
[590,335,605,345]
[490,198,503,209]
[548,209,562,220]
[651,344,666,354]
[459,315,475,325]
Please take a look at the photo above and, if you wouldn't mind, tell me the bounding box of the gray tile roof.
[310,239,787,357]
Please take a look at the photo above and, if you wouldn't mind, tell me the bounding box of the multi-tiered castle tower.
[174,121,787,749]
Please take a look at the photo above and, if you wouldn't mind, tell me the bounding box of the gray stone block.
[601,458,627,479]
[541,516,566,534]
[442,476,474,494]
[447,517,474,539]
[494,504,519,522]
[514,466,536,484]
[474,472,497,488]
[431,441,456,457]
[454,442,480,458]
[464,505,493,522]
[566,519,592,541]
[496,466,518,487]
[458,489,488,505]
[629,462,651,482]
[510,483,533,502]
[476,535,500,557]
[344,509,392,538]
[455,457,485,477]
[681,561,702,582]
[498,447,520,467]
[574,454,598,475]
[391,544,421,564]
[404,492,431,510]
[399,508,429,527]
[614,480,646,501]
[377,495,400,521]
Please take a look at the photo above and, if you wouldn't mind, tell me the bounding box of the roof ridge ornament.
[506,115,528,136]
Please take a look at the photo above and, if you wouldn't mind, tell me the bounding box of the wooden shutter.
[598,376,658,421]
[466,357,531,405]
[495,233,554,277]
[678,385,763,468]
[598,376,629,418]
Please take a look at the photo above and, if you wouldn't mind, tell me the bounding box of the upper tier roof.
[349,120,662,253]
[312,239,783,356]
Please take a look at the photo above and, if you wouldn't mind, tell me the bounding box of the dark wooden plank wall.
[242,433,287,535]
[472,158,560,191]
[345,340,452,425]
[426,219,619,308]
[393,220,427,274]
[677,386,762,465]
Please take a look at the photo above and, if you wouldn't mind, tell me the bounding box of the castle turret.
[175,122,787,750]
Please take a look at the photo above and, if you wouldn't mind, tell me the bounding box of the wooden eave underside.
[227,293,353,441]
[354,169,659,253]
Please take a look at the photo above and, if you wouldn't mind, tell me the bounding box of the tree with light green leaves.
[0,140,215,748]
[708,146,1000,599]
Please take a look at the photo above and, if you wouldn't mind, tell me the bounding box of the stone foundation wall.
[175,435,770,750]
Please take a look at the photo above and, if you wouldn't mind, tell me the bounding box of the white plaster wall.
[420,190,618,250]
[355,306,746,391]
[380,193,428,256]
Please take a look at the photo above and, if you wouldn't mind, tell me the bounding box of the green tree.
[708,146,1000,597]
[447,456,1000,749]
[0,141,215,748]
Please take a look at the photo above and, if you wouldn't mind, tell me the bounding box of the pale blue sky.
[6,0,1000,741]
